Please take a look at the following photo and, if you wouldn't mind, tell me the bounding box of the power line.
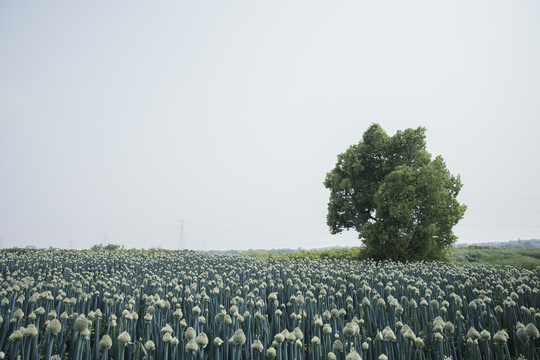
[458,224,540,228]
[468,198,540,202]
[187,223,325,232]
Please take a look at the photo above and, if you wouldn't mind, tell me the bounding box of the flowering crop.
[0,249,538,359]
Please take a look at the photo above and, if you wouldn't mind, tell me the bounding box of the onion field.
[0,249,539,359]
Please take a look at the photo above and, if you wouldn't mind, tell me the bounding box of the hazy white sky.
[1,1,539,250]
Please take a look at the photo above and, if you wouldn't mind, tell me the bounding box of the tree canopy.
[324,124,466,262]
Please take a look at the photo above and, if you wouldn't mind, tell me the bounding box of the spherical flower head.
[184,327,196,340]
[344,322,359,337]
[323,324,333,335]
[467,327,480,340]
[215,311,226,322]
[400,324,411,336]
[81,328,90,338]
[444,322,454,334]
[434,332,443,341]
[196,333,209,348]
[231,329,246,346]
[192,305,201,315]
[117,331,131,345]
[46,319,62,335]
[161,332,172,343]
[381,326,396,341]
[332,340,344,352]
[161,324,173,335]
[294,327,304,340]
[323,310,331,320]
[68,313,79,325]
[362,342,369,350]
[252,339,264,352]
[379,355,388,360]
[331,309,339,318]
[186,339,198,352]
[9,330,23,342]
[431,316,443,327]
[99,335,113,349]
[311,336,320,345]
[144,340,155,351]
[214,337,223,347]
[480,330,491,340]
[13,309,24,319]
[328,352,337,360]
[494,330,508,344]
[173,308,183,319]
[60,312,69,321]
[516,327,528,343]
[384,329,396,341]
[74,316,88,333]
[525,323,539,339]
[345,350,362,360]
[266,347,277,358]
[415,337,425,347]
[24,325,38,338]
[362,297,370,307]
[404,329,416,341]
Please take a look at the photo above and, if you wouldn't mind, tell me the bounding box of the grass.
[451,246,540,270]
[242,249,273,260]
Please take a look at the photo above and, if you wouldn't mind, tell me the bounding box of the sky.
[1,1,539,251]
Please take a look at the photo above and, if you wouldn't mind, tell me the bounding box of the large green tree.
[324,124,466,262]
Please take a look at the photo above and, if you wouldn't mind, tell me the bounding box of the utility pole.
[178,219,185,250]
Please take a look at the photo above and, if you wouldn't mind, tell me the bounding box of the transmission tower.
[178,219,185,250]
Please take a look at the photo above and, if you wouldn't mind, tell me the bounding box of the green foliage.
[90,243,124,251]
[452,246,540,270]
[324,123,466,262]
[281,247,365,261]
